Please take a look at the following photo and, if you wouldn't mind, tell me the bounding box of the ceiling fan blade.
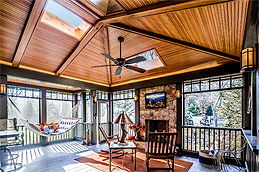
[91,65,116,68]
[125,65,146,73]
[125,56,146,64]
[100,53,118,64]
[115,67,122,76]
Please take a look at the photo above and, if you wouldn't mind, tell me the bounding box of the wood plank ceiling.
[0,0,249,88]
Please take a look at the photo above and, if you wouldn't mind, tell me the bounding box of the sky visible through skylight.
[46,0,82,27]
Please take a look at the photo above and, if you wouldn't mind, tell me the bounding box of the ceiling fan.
[91,36,147,76]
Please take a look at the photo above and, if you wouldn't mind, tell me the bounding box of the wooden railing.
[17,125,41,145]
[182,126,243,158]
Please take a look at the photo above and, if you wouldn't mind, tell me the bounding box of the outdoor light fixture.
[134,95,139,102]
[176,90,181,98]
[93,96,97,103]
[114,111,133,145]
[0,84,7,95]
[241,48,256,72]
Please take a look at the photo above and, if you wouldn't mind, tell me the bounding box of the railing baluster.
[194,128,197,152]
[191,128,193,151]
[218,129,220,150]
[203,128,206,150]
[213,129,215,150]
[199,128,201,151]
[235,130,237,158]
[208,128,210,150]
[187,128,189,150]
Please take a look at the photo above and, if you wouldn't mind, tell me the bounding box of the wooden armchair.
[98,125,123,158]
[145,132,178,172]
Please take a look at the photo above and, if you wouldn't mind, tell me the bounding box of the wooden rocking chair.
[98,125,124,158]
[145,132,178,172]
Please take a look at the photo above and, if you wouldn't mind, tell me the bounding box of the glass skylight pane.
[128,50,164,71]
[46,0,82,27]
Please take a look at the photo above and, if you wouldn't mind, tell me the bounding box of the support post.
[135,89,140,124]
[109,92,112,136]
[251,71,257,136]
[40,89,47,145]
[72,94,78,140]
[176,83,182,149]
[91,90,98,145]
[81,92,86,144]
[242,72,251,129]
[0,75,7,119]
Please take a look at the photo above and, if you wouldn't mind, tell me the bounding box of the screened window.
[113,89,135,123]
[7,86,40,125]
[183,74,243,128]
[46,91,73,123]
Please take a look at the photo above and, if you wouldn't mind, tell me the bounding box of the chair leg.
[145,158,149,172]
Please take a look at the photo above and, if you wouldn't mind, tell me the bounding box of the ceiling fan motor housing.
[118,36,124,42]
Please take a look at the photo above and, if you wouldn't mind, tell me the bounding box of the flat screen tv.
[145,92,166,108]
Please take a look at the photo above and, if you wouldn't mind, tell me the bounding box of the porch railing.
[113,123,134,138]
[182,126,243,158]
[17,125,41,145]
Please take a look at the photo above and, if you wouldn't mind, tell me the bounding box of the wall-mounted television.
[145,92,166,108]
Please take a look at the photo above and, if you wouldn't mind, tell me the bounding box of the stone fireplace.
[139,84,177,140]
[145,119,169,140]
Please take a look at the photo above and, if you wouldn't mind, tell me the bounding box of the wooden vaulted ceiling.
[0,0,249,88]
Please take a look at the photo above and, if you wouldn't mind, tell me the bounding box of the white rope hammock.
[8,96,81,137]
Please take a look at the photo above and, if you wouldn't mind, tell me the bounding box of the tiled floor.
[6,141,244,172]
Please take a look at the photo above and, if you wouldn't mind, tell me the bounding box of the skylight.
[41,0,92,40]
[128,49,165,71]
[45,0,82,27]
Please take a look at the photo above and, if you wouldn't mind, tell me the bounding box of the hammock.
[8,96,81,137]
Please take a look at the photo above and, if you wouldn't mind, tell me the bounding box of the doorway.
[97,101,109,143]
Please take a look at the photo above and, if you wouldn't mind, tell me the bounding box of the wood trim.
[114,0,127,12]
[59,0,101,20]
[101,0,232,24]
[1,64,110,91]
[103,26,112,86]
[55,21,104,76]
[12,0,48,67]
[78,0,106,17]
[109,23,240,62]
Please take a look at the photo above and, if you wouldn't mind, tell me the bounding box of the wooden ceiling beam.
[101,0,233,24]
[55,22,104,76]
[103,26,112,86]
[109,23,240,62]
[12,0,47,67]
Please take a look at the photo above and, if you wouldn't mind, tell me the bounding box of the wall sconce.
[241,48,256,72]
[0,84,7,95]
[134,95,139,102]
[176,90,181,98]
[93,96,97,103]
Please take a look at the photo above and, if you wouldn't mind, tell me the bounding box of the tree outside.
[184,89,242,128]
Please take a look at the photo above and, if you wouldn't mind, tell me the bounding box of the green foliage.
[200,115,211,126]
[113,99,135,123]
[206,105,213,116]
[189,103,198,116]
[217,89,242,128]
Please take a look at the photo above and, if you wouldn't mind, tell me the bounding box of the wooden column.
[0,75,7,119]
[109,92,112,136]
[72,94,78,139]
[91,90,98,145]
[251,71,257,136]
[81,92,86,144]
[135,89,140,124]
[40,89,47,145]
[242,72,251,129]
[176,83,182,148]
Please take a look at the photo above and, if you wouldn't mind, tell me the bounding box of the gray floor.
[6,141,243,172]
